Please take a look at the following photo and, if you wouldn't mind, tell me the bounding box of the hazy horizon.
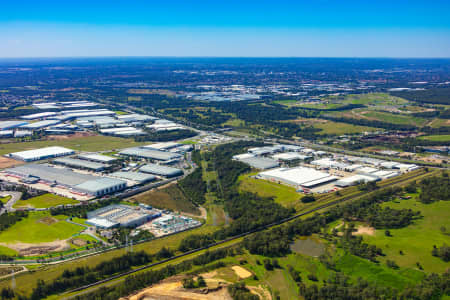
[1,0,450,58]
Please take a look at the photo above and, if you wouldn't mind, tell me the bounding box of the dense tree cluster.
[299,271,450,300]
[178,168,207,205]
[419,174,450,204]
[391,87,450,105]
[0,211,28,232]
[69,245,242,300]
[432,244,450,262]
[50,197,121,218]
[228,282,259,300]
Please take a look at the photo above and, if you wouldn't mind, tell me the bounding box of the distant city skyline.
[1,0,450,58]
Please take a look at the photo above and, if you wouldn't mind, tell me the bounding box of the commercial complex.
[86,204,161,229]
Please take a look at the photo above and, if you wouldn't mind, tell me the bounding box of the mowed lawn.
[418,134,450,142]
[13,193,79,209]
[238,173,300,207]
[0,135,146,155]
[314,120,379,135]
[363,197,450,273]
[0,212,83,244]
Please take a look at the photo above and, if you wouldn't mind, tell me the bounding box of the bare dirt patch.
[38,216,58,225]
[0,157,24,169]
[46,131,96,141]
[1,240,70,256]
[231,266,252,279]
[353,225,375,236]
[122,275,232,300]
[71,238,87,247]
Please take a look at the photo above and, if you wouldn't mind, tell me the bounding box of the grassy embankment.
[13,194,79,209]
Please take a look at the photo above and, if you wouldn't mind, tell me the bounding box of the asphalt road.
[0,191,22,214]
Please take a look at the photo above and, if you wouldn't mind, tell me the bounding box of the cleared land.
[313,120,379,135]
[238,173,300,207]
[363,196,450,273]
[129,184,200,215]
[0,135,146,155]
[13,193,79,209]
[0,212,83,244]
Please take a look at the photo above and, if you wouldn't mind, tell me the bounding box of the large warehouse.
[75,177,126,197]
[108,171,156,185]
[139,164,183,177]
[86,204,161,228]
[119,147,182,161]
[238,157,280,169]
[4,164,126,197]
[7,146,75,162]
[78,153,117,163]
[52,157,109,172]
[259,167,337,188]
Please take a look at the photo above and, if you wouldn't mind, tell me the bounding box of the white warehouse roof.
[272,152,311,161]
[7,146,75,161]
[259,167,337,188]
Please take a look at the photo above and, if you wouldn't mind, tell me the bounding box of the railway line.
[63,168,434,298]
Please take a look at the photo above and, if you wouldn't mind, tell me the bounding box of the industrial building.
[20,112,57,120]
[4,164,125,197]
[119,147,182,161]
[238,156,280,169]
[0,121,29,130]
[20,119,60,130]
[335,174,379,187]
[52,157,109,172]
[108,171,156,185]
[116,114,156,123]
[7,146,75,161]
[86,204,161,228]
[99,126,146,136]
[139,164,183,177]
[75,177,126,197]
[272,152,311,162]
[259,167,337,188]
[143,142,180,151]
[78,153,117,163]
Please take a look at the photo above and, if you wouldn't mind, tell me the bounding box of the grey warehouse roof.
[239,157,279,170]
[6,164,97,186]
[119,147,182,161]
[108,171,156,183]
[53,157,108,171]
[78,153,117,163]
[75,177,126,193]
[139,164,183,176]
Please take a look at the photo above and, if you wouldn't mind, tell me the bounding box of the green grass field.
[363,196,450,273]
[0,212,83,244]
[13,194,79,209]
[363,111,428,126]
[238,173,300,207]
[0,195,11,204]
[0,135,146,155]
[314,120,379,135]
[418,134,450,142]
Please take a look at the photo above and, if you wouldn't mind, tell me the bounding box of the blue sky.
[1,0,450,57]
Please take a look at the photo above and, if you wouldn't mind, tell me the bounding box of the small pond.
[290,237,325,257]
